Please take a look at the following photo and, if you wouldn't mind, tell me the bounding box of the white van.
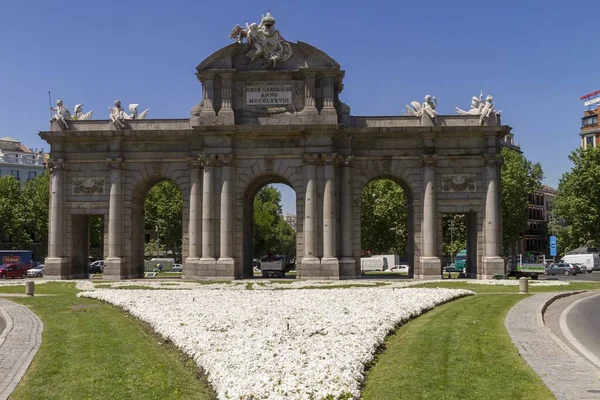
[561,254,594,273]
[360,257,389,272]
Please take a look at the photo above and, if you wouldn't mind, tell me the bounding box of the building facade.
[0,136,47,184]
[580,91,600,149]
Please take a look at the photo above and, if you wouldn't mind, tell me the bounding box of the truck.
[508,254,545,279]
[259,254,286,278]
[360,256,389,272]
[454,249,467,272]
[0,250,33,270]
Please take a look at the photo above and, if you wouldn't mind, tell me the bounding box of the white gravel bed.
[386,279,570,287]
[79,286,473,399]
[0,279,48,287]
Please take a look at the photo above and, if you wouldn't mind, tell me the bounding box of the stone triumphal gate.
[41,17,508,280]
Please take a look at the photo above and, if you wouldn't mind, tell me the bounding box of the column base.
[297,257,320,280]
[480,256,505,279]
[298,257,341,280]
[419,256,442,279]
[104,257,142,280]
[184,257,201,279]
[43,257,69,280]
[339,257,358,279]
[196,258,233,280]
[216,258,236,278]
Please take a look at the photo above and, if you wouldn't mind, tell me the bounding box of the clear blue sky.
[1,1,596,215]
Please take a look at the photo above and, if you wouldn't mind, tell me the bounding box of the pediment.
[196,41,340,73]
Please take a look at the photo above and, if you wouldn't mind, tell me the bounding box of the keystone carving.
[264,158,274,172]
[151,161,162,175]
[381,157,392,173]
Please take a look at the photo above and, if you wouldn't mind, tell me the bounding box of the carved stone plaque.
[245,82,293,106]
[441,174,476,193]
[73,178,105,195]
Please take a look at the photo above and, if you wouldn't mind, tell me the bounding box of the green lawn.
[1,283,215,400]
[362,294,554,400]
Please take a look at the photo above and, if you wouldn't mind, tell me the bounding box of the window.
[585,135,595,149]
[28,171,36,180]
[10,170,19,181]
[582,115,598,127]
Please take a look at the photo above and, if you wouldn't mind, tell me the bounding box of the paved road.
[540,271,600,282]
[0,313,4,335]
[546,291,600,367]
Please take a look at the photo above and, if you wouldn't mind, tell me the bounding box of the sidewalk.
[505,293,600,400]
[0,298,43,400]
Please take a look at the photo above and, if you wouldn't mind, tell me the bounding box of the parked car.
[571,263,583,275]
[0,264,27,279]
[545,262,578,276]
[444,263,456,272]
[89,260,105,273]
[27,265,45,277]
[172,263,183,273]
[386,265,409,273]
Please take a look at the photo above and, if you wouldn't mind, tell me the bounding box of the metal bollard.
[25,281,35,296]
[518,277,528,294]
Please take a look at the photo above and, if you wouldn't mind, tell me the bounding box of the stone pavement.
[0,298,43,400]
[505,293,600,400]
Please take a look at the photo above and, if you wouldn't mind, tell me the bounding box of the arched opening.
[70,214,105,277]
[442,212,478,278]
[242,177,297,279]
[131,177,184,277]
[359,178,413,277]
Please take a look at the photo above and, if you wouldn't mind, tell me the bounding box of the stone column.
[321,153,340,278]
[104,157,126,279]
[200,154,217,261]
[420,155,441,278]
[200,75,216,117]
[219,72,234,124]
[482,154,505,279]
[321,75,336,117]
[339,155,356,277]
[219,155,235,262]
[322,154,337,260]
[302,72,318,115]
[302,154,320,275]
[45,158,68,279]
[185,157,202,278]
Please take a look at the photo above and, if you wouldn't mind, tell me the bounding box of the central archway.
[242,175,300,279]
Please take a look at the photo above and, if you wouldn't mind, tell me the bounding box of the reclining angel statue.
[455,92,501,125]
[403,95,438,124]
[72,104,94,120]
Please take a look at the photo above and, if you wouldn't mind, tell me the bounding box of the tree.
[0,176,31,247]
[144,181,183,261]
[253,185,296,261]
[21,172,50,251]
[552,147,600,254]
[501,147,544,254]
[360,179,408,256]
[442,214,466,262]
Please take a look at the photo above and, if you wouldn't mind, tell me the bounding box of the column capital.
[106,157,125,170]
[420,154,438,167]
[338,155,354,167]
[482,153,503,166]
[199,153,219,167]
[186,156,203,169]
[48,157,66,172]
[220,154,235,166]
[302,153,320,166]
[322,153,339,166]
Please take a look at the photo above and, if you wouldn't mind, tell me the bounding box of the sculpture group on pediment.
[455,91,501,125]
[403,95,438,125]
[229,12,293,69]
[109,100,149,129]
